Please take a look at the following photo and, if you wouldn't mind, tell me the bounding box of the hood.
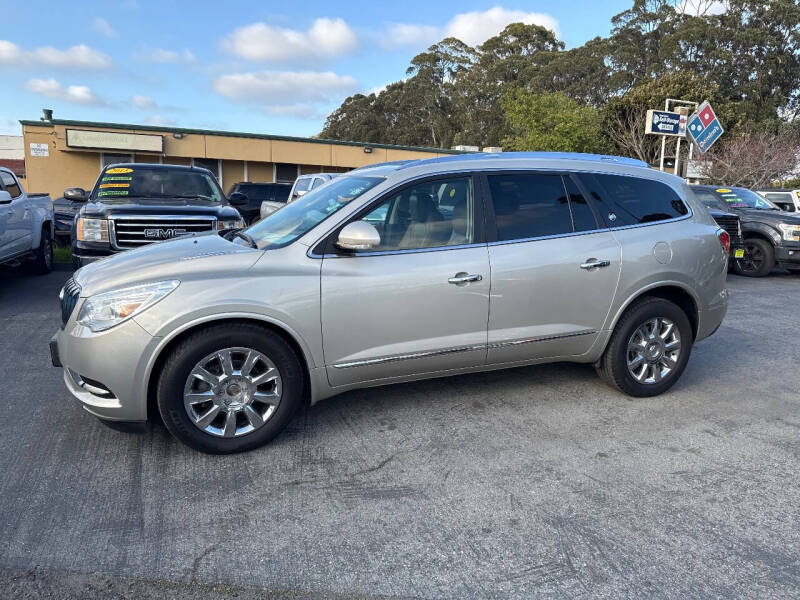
[735,207,800,225]
[74,232,261,296]
[81,198,239,217]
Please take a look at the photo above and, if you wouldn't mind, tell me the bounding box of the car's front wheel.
[734,238,774,277]
[596,297,693,397]
[157,323,304,454]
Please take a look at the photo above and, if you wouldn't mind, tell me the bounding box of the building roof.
[19,118,463,155]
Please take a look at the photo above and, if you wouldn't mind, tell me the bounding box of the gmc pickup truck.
[0,166,54,274]
[68,163,246,269]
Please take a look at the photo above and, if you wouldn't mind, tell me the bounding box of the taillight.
[717,229,730,254]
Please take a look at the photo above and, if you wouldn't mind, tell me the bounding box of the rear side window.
[579,174,688,226]
[294,177,311,193]
[311,177,326,189]
[486,173,596,241]
[0,171,22,197]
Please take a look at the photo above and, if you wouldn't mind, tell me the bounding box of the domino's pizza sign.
[687,101,724,153]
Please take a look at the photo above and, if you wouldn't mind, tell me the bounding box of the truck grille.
[712,214,743,247]
[111,216,216,249]
[60,277,81,328]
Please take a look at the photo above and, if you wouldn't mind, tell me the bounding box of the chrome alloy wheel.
[626,317,681,384]
[183,347,282,438]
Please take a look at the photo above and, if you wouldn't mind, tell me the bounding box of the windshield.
[91,166,224,202]
[712,187,779,210]
[244,175,384,250]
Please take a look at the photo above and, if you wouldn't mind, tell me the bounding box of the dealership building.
[19,112,460,198]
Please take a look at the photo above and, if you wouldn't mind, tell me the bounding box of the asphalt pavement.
[1,263,799,599]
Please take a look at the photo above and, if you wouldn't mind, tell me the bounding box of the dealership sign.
[66,129,163,153]
[686,101,724,153]
[645,110,687,137]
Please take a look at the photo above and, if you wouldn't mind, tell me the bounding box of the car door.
[0,171,30,257]
[320,174,490,387]
[484,172,622,364]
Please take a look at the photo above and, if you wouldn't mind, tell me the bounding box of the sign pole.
[674,136,682,176]
[659,137,666,171]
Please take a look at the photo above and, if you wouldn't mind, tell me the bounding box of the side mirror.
[64,187,88,202]
[0,190,11,203]
[336,221,381,251]
[229,192,248,207]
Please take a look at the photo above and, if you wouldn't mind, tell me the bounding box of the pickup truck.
[0,166,54,274]
[691,185,800,277]
[68,163,247,269]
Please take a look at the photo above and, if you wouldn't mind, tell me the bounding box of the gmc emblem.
[144,228,187,239]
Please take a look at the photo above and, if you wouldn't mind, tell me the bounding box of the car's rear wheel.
[26,227,53,274]
[596,297,693,397]
[734,238,774,277]
[157,323,304,454]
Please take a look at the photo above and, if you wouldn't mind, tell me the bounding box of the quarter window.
[486,173,585,241]
[358,176,474,251]
[580,174,688,226]
[1,171,22,198]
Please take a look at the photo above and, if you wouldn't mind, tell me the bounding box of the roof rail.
[397,151,650,170]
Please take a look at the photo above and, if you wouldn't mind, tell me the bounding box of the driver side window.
[360,177,475,251]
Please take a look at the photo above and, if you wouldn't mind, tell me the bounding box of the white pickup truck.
[0,166,54,274]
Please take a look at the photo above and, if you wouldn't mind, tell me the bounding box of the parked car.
[705,206,745,263]
[53,193,84,247]
[52,152,729,454]
[287,173,339,203]
[0,166,54,274]
[755,189,800,213]
[69,163,246,270]
[691,185,800,276]
[227,182,291,224]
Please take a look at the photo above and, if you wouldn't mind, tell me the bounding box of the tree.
[695,128,800,188]
[501,90,609,153]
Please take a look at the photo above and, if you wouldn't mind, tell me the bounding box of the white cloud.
[676,0,728,15]
[264,105,321,119]
[213,70,357,113]
[145,115,174,126]
[381,7,559,50]
[132,94,156,110]
[0,40,112,69]
[139,47,195,63]
[222,18,358,63]
[24,78,105,105]
[91,17,117,38]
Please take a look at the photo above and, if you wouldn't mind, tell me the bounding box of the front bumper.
[52,314,160,421]
[775,244,800,265]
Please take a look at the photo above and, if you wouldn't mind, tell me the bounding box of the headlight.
[778,223,800,242]
[217,218,245,230]
[76,218,109,243]
[77,280,179,332]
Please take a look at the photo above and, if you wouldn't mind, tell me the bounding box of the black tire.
[596,297,693,397]
[26,227,53,274]
[157,323,304,454]
[734,238,774,277]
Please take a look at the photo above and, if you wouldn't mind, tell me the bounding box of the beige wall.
[21,123,453,198]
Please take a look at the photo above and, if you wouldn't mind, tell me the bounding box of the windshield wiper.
[174,194,215,201]
[230,230,258,248]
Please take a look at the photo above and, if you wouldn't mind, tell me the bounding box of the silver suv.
[51,153,729,454]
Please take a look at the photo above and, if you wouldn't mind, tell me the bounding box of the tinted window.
[1,171,21,197]
[691,188,723,209]
[193,158,219,179]
[581,174,688,226]
[233,184,269,202]
[275,163,298,183]
[359,176,474,250]
[487,174,573,240]
[91,166,223,202]
[564,176,597,232]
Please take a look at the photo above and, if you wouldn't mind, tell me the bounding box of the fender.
[741,221,780,244]
[605,278,701,337]
[142,309,319,398]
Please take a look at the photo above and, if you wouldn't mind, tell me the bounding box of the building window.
[193,158,220,180]
[101,153,133,167]
[275,163,298,183]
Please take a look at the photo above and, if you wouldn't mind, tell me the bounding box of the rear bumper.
[696,289,729,342]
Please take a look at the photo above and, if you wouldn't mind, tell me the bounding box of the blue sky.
[0,0,632,137]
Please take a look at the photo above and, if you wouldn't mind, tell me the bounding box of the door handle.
[448,273,482,284]
[580,259,611,270]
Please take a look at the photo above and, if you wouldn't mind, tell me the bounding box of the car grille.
[111,216,216,249]
[713,214,743,247]
[60,277,81,328]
